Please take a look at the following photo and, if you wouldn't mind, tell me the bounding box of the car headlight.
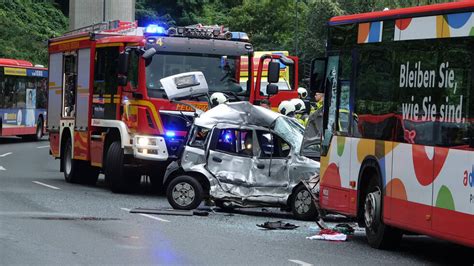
[138,137,149,146]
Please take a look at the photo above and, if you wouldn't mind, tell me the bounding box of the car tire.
[105,141,138,193]
[291,184,318,221]
[167,175,203,210]
[364,178,402,249]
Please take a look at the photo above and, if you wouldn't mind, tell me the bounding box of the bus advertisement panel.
[0,59,48,140]
[314,2,474,248]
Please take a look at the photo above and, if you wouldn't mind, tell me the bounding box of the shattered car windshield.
[273,116,304,153]
[146,53,244,98]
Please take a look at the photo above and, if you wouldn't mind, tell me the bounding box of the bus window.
[432,38,472,149]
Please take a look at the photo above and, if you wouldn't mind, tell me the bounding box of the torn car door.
[206,128,254,196]
[250,130,290,199]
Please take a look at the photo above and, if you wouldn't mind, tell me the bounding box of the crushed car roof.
[194,101,281,128]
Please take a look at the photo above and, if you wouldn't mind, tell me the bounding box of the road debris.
[257,221,299,230]
[130,208,209,216]
[306,228,347,241]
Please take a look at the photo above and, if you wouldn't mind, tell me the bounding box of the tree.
[0,0,67,65]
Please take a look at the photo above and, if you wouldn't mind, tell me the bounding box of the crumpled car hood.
[194,101,281,129]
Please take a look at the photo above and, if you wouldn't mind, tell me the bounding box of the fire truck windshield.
[146,53,244,98]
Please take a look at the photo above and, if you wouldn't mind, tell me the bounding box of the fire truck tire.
[167,175,203,210]
[105,141,138,193]
[62,139,80,183]
[290,184,318,221]
[62,138,100,184]
[364,177,402,249]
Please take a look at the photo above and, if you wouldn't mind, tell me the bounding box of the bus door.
[318,54,353,215]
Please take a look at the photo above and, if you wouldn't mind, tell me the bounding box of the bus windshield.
[146,53,244,98]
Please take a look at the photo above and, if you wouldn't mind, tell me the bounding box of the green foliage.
[0,0,457,70]
[0,0,67,65]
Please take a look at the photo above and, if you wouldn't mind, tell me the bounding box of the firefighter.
[298,87,308,99]
[310,92,324,115]
[278,100,295,117]
[259,99,271,109]
[210,92,228,108]
[291,98,308,126]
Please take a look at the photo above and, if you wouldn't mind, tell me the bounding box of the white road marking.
[0,152,12,157]
[120,208,170,223]
[288,259,313,266]
[36,145,50,149]
[0,166,5,171]
[33,181,60,190]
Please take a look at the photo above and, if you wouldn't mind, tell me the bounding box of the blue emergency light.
[165,131,176,138]
[145,24,166,35]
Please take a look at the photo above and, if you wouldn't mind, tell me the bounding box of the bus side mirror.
[266,84,279,96]
[309,58,327,93]
[267,61,280,83]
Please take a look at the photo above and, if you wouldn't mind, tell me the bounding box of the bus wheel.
[167,175,203,210]
[291,184,318,221]
[364,178,402,249]
[105,141,137,193]
[35,117,43,141]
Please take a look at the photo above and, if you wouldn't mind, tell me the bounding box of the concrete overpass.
[69,0,135,30]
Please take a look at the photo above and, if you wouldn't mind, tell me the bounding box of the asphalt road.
[0,137,472,265]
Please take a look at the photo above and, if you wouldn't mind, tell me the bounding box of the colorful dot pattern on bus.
[357,12,474,43]
[321,136,468,214]
[357,21,383,43]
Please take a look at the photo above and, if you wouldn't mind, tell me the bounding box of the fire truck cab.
[47,21,296,193]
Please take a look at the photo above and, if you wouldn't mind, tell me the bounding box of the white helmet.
[298,87,308,99]
[210,92,228,107]
[290,98,306,113]
[278,100,295,116]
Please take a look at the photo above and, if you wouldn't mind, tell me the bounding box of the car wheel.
[291,184,318,221]
[364,178,402,249]
[167,175,203,210]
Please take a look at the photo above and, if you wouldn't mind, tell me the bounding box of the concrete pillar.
[69,0,135,30]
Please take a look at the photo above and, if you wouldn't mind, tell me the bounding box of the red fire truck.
[47,21,298,192]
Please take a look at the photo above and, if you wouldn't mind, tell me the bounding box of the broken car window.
[216,129,253,157]
[189,126,210,148]
[256,131,291,158]
[273,117,304,153]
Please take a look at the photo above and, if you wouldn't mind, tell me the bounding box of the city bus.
[0,58,48,140]
[309,1,474,248]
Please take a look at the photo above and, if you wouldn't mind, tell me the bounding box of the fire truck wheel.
[167,175,203,210]
[105,141,137,193]
[290,184,318,221]
[364,177,402,249]
[150,174,165,194]
[62,139,79,183]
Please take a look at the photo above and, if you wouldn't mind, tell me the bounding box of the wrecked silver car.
[163,101,320,220]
